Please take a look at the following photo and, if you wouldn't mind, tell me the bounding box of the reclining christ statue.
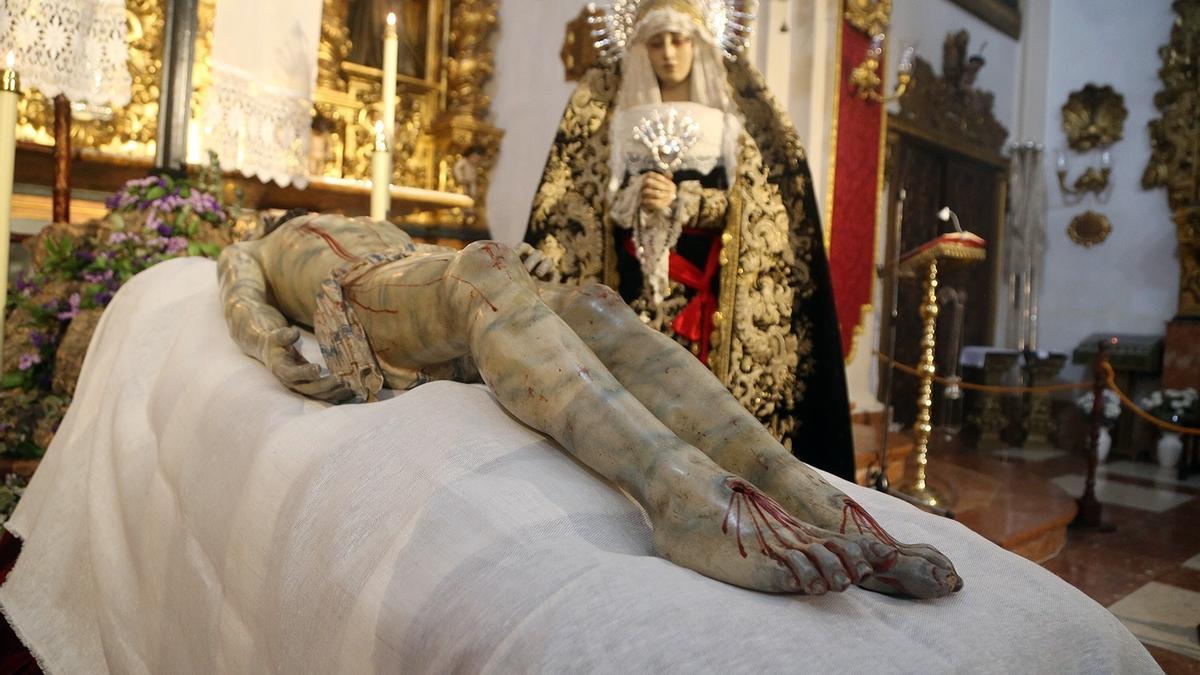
[217,213,962,599]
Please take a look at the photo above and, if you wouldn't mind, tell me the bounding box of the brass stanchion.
[1073,340,1115,531]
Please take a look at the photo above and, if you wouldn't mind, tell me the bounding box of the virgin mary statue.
[525,0,855,480]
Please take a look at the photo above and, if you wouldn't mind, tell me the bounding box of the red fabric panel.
[828,23,884,357]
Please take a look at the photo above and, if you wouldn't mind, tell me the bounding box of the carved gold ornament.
[844,0,892,37]
[1144,0,1199,317]
[1061,83,1128,152]
[1066,210,1112,248]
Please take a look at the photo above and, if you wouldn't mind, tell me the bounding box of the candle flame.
[5,51,13,70]
[386,12,396,26]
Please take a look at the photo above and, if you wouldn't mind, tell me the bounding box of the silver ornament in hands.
[633,107,701,173]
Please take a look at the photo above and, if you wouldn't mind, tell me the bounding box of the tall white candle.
[0,52,18,364]
[382,12,398,147]
[370,120,389,221]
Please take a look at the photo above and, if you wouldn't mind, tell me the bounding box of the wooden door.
[880,125,1006,427]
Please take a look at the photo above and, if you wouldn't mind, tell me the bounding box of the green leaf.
[179,185,191,198]
[144,186,166,201]
[1,372,27,389]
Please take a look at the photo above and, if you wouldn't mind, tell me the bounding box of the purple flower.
[83,269,115,284]
[166,237,189,255]
[108,231,129,245]
[146,236,168,250]
[29,331,47,349]
[75,250,96,264]
[56,293,81,321]
[17,352,41,371]
[93,291,113,306]
[14,272,37,297]
[156,223,173,237]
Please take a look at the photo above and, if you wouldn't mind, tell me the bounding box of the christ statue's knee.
[554,283,644,342]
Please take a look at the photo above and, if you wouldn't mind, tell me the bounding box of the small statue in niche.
[308,115,337,177]
[943,30,987,93]
[452,145,486,199]
[217,212,962,599]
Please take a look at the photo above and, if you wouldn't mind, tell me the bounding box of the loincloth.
[313,248,479,402]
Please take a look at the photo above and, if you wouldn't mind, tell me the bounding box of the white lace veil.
[608,6,741,193]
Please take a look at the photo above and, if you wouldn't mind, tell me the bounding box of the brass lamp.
[896,207,986,509]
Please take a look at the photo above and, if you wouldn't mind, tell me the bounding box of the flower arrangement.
[0,158,234,456]
[1075,389,1121,425]
[1140,388,1199,425]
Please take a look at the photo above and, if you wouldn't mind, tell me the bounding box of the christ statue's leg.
[347,241,889,594]
[538,282,961,598]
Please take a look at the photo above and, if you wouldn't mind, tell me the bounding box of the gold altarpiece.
[12,0,501,229]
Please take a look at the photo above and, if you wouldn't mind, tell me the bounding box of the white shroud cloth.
[201,0,322,188]
[0,259,1159,674]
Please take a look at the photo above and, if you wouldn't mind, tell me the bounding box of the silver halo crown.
[586,0,757,64]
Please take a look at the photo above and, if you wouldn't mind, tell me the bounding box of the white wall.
[1035,0,1177,355]
[488,0,584,244]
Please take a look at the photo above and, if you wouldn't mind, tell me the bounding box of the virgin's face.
[646,31,694,89]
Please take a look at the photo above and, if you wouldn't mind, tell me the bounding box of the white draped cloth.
[0,259,1160,674]
[0,0,131,106]
[201,0,322,188]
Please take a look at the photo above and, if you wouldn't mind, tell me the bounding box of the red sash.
[622,228,723,363]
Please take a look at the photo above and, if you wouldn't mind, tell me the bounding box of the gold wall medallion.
[1066,210,1112,247]
[1061,83,1127,152]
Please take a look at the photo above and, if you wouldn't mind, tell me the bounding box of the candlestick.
[0,52,18,365]
[370,120,390,221]
[382,12,398,147]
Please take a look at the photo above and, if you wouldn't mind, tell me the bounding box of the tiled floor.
[999,449,1200,674]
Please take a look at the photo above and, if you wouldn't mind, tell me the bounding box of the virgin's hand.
[640,172,676,212]
[515,242,558,281]
[263,326,355,402]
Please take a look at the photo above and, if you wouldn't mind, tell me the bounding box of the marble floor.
[991,448,1200,674]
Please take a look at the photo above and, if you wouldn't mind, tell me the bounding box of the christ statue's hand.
[262,326,355,402]
[516,242,558,281]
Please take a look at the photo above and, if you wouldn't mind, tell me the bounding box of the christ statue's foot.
[749,461,963,599]
[834,496,962,598]
[644,455,895,594]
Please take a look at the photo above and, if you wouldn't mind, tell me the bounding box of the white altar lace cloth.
[201,0,321,188]
[0,260,1160,674]
[0,0,130,106]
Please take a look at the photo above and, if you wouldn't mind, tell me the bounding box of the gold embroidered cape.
[526,61,855,480]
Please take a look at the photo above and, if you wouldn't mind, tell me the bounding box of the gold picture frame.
[946,0,1020,39]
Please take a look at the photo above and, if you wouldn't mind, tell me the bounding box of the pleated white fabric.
[0,258,1160,674]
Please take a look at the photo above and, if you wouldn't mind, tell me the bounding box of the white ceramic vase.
[1095,426,1111,464]
[1156,432,1184,468]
